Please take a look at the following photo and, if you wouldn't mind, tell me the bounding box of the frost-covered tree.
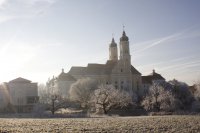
[38,84,46,96]
[194,81,200,101]
[69,78,98,108]
[142,82,176,112]
[192,81,200,112]
[91,84,133,114]
[32,84,47,115]
[169,79,194,110]
[159,90,178,112]
[37,84,48,104]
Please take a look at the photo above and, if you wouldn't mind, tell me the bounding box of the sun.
[0,42,36,82]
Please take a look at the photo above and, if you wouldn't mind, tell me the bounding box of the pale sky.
[0,0,200,85]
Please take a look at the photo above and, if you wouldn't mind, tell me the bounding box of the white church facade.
[47,30,164,98]
[47,30,142,97]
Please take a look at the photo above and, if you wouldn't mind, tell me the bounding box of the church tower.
[109,38,118,61]
[120,30,131,65]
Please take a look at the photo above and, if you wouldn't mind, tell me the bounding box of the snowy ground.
[0,115,199,133]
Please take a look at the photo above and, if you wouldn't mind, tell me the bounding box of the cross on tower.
[123,24,125,31]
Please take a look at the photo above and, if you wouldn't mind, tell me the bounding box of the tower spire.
[120,26,129,42]
[109,34,118,61]
[119,26,131,64]
[111,38,115,43]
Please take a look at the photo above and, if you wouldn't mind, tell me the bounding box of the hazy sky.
[0,0,200,85]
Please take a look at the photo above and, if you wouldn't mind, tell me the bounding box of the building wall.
[8,83,38,105]
[68,63,142,97]
[85,75,110,84]
[52,32,143,98]
[132,74,142,92]
[0,85,9,110]
[8,82,38,113]
[110,60,135,94]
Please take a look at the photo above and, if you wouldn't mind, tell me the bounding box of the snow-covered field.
[0,115,199,133]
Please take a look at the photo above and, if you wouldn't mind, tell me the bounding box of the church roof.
[142,76,153,84]
[86,63,105,75]
[68,60,117,75]
[9,77,32,83]
[149,69,165,80]
[142,70,165,84]
[68,67,86,75]
[57,72,76,81]
[68,61,141,76]
[131,65,141,75]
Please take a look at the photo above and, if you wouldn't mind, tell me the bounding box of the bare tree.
[91,84,133,114]
[69,78,98,108]
[37,80,69,115]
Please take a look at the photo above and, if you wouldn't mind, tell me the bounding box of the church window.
[106,81,109,84]
[121,69,123,72]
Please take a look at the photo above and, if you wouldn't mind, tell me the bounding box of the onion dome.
[120,30,129,41]
[110,38,117,47]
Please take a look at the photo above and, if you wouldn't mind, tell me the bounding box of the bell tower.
[119,30,131,65]
[109,38,118,61]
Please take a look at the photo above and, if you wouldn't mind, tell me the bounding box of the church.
[47,30,164,97]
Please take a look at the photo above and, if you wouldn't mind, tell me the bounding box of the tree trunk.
[52,99,55,115]
[155,94,160,112]
[103,109,107,114]
[103,104,107,114]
